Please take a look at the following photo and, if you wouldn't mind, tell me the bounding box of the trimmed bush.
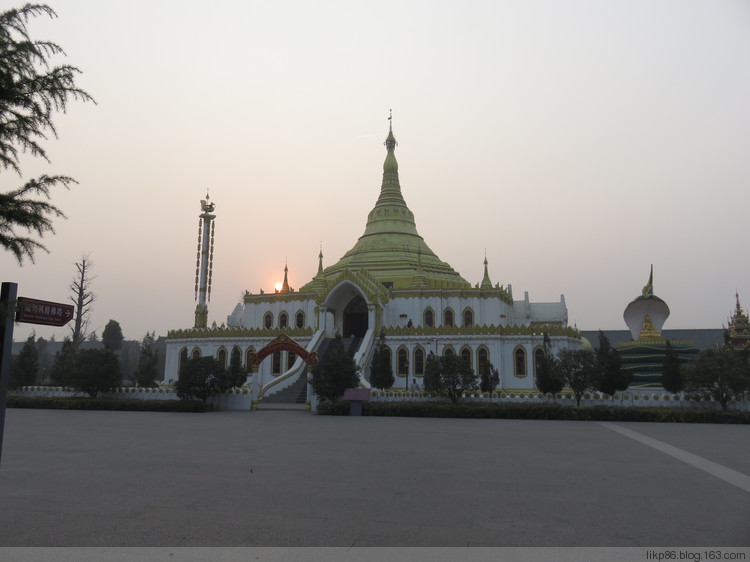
[315,400,750,424]
[7,396,207,412]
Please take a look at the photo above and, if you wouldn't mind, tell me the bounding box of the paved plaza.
[0,408,748,547]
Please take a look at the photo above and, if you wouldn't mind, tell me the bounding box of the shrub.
[7,396,207,412]
[314,401,750,424]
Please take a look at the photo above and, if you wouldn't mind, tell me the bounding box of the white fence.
[9,386,750,412]
[10,386,253,411]
[369,389,750,411]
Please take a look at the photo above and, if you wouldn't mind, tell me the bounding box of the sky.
[3,0,750,343]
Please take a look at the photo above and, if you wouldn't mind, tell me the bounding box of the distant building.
[613,267,699,388]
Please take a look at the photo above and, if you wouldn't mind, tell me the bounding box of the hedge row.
[6,396,208,413]
[316,401,750,424]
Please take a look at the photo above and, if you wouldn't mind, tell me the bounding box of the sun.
[274,282,283,292]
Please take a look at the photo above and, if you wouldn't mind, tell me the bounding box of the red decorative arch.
[246,333,318,366]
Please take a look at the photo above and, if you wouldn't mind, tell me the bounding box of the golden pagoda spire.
[481,253,493,289]
[280,260,291,293]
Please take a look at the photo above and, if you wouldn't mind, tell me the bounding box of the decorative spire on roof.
[727,292,750,350]
[317,243,324,275]
[279,260,291,293]
[480,253,493,289]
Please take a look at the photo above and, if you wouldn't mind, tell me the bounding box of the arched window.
[463,308,474,327]
[534,347,545,377]
[478,347,489,369]
[444,346,455,357]
[272,351,282,374]
[191,347,201,359]
[264,312,273,329]
[217,348,227,368]
[295,311,304,329]
[287,351,297,370]
[179,348,188,374]
[424,309,434,328]
[444,309,454,327]
[245,347,256,368]
[460,347,472,368]
[384,347,392,375]
[414,348,425,375]
[279,312,288,328]
[231,346,242,371]
[514,347,527,377]
[397,348,409,376]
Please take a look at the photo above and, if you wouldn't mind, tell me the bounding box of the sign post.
[15,297,74,327]
[0,288,73,467]
[0,282,18,467]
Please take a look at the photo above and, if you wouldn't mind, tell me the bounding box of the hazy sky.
[3,0,750,343]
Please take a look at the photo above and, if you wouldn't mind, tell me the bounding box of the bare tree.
[69,255,95,350]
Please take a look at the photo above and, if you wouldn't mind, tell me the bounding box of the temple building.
[164,119,581,402]
[617,267,699,387]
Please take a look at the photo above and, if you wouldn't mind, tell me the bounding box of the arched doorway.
[342,295,368,338]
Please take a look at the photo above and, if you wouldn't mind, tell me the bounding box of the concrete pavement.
[0,408,748,546]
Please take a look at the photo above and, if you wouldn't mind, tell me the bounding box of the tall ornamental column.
[194,194,216,328]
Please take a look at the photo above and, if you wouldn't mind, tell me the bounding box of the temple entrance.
[342,295,368,338]
[247,334,319,404]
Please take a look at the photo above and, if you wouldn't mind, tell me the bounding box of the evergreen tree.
[534,333,564,397]
[685,348,750,411]
[70,348,120,398]
[311,335,358,403]
[369,329,394,390]
[228,346,246,388]
[133,332,159,387]
[102,319,124,352]
[558,348,596,407]
[175,356,234,402]
[478,358,499,393]
[423,351,441,395]
[49,338,76,387]
[661,341,684,394]
[422,352,478,404]
[594,331,630,399]
[0,4,94,263]
[9,333,39,388]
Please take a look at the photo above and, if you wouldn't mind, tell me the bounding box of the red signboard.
[15,297,74,327]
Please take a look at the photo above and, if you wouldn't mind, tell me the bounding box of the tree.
[422,352,478,404]
[48,337,76,387]
[228,346,246,388]
[0,4,94,263]
[534,333,564,398]
[102,320,124,352]
[558,348,596,407]
[661,341,684,394]
[594,331,631,399]
[175,356,234,402]
[369,329,394,390]
[9,333,39,388]
[478,358,499,393]
[69,255,95,350]
[684,348,750,411]
[311,335,358,403]
[69,348,120,398]
[133,332,159,387]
